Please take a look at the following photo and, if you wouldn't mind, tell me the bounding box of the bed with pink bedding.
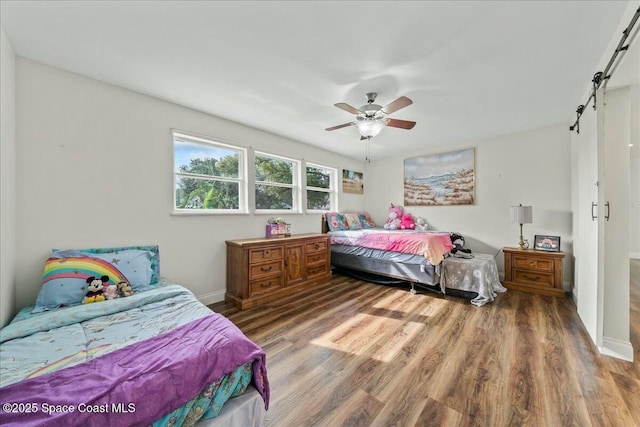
[321,214,505,302]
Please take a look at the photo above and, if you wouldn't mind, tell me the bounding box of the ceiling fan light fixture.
[357,119,386,138]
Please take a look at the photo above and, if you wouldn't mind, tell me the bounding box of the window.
[306,163,337,212]
[254,152,300,212]
[173,131,247,213]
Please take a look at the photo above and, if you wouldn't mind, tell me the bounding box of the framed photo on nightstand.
[534,235,561,252]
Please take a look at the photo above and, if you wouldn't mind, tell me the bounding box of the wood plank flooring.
[211,260,640,427]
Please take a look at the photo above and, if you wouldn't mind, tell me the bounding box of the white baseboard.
[630,252,640,259]
[599,337,634,362]
[197,289,226,306]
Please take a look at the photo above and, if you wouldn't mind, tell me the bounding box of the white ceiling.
[0,1,632,161]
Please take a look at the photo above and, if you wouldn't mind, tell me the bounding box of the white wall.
[364,124,573,287]
[14,58,365,311]
[0,26,17,328]
[630,85,640,259]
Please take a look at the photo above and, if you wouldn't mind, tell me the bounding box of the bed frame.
[321,215,443,295]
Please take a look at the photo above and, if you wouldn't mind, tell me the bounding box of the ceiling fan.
[325,92,416,139]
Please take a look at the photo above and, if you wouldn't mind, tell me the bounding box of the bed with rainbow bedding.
[0,279,269,427]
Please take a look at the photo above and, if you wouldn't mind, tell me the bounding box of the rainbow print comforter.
[0,281,269,427]
[329,228,454,265]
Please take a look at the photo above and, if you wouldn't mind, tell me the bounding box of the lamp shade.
[510,205,532,224]
[357,119,386,138]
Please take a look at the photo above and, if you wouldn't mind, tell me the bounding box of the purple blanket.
[0,313,269,427]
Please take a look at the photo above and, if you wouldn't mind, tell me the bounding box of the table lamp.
[510,204,533,250]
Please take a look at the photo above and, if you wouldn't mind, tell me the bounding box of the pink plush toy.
[102,284,119,300]
[383,203,404,230]
[399,213,416,230]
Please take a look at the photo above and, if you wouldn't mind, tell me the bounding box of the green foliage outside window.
[306,166,332,210]
[255,155,296,210]
[175,156,240,209]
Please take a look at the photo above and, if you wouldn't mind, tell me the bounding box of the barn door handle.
[605,201,610,221]
[591,202,597,221]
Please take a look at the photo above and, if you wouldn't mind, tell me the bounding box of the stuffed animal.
[103,284,119,300]
[415,217,428,231]
[383,203,404,230]
[399,213,416,230]
[449,232,473,258]
[83,276,107,304]
[117,280,134,298]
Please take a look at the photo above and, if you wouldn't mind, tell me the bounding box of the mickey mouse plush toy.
[83,275,108,304]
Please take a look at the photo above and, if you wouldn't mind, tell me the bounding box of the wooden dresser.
[503,247,565,297]
[226,233,331,309]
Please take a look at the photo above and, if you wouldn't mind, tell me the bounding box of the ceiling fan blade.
[386,118,416,129]
[334,103,363,115]
[325,122,356,131]
[382,96,413,114]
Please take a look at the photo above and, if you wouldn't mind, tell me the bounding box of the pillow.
[53,245,160,286]
[357,212,376,228]
[343,213,363,230]
[52,249,152,289]
[325,212,348,231]
[33,256,128,313]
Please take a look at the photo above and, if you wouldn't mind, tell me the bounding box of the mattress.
[331,244,440,287]
[0,279,269,427]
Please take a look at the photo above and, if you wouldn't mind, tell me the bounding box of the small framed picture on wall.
[342,169,364,194]
[534,235,561,252]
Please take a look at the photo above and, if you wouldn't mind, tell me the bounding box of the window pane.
[255,155,293,184]
[175,177,239,209]
[307,190,331,210]
[255,184,293,210]
[307,166,330,189]
[174,139,239,178]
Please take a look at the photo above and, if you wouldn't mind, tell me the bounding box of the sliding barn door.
[573,88,603,346]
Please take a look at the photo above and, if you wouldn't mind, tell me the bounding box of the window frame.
[254,151,302,214]
[305,162,338,213]
[172,130,248,215]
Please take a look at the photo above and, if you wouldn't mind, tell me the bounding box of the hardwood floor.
[211,261,640,427]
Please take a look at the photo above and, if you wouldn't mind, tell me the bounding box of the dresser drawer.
[512,269,554,287]
[249,247,283,264]
[306,263,328,279]
[306,251,327,265]
[249,260,282,279]
[305,240,328,253]
[249,276,283,296]
[512,256,553,272]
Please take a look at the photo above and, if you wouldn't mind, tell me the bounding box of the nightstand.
[503,247,565,297]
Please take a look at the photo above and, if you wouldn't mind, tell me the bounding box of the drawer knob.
[529,261,536,266]
[524,274,541,281]
[261,281,271,288]
[260,265,273,272]
[314,243,320,250]
[265,250,270,256]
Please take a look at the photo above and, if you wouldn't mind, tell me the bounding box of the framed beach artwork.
[404,148,475,206]
[342,169,364,194]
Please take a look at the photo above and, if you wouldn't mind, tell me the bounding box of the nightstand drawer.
[249,260,282,279]
[513,269,553,287]
[512,256,553,272]
[249,247,283,263]
[249,276,283,296]
[305,240,328,253]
